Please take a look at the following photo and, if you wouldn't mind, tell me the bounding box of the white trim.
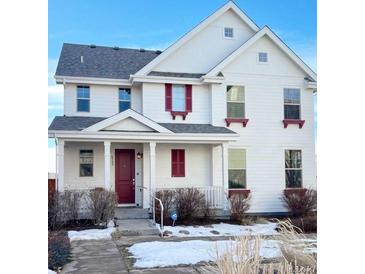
[55,75,132,86]
[206,26,317,81]
[82,109,173,133]
[130,74,203,85]
[134,1,259,76]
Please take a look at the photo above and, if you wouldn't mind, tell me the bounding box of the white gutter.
[54,75,132,86]
[48,130,239,143]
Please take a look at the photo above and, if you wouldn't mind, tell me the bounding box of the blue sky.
[48,0,317,165]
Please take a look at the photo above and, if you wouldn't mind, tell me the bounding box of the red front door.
[115,149,135,204]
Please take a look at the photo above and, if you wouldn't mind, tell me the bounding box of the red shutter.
[165,83,172,111]
[179,150,185,177]
[171,149,185,177]
[185,84,192,112]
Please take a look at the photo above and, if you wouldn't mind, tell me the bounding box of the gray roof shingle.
[148,71,205,78]
[48,116,236,134]
[159,123,235,134]
[55,43,161,79]
[48,116,106,131]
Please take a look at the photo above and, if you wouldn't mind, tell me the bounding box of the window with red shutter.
[171,149,185,177]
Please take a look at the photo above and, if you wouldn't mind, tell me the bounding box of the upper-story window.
[77,86,90,112]
[228,149,246,189]
[227,86,245,118]
[224,27,234,38]
[172,85,186,112]
[119,88,131,112]
[284,88,301,119]
[285,150,302,188]
[258,52,268,63]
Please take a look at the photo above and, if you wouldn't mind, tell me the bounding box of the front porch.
[55,140,231,210]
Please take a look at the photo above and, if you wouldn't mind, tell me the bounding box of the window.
[172,85,186,111]
[284,88,301,119]
[77,86,90,112]
[227,86,245,118]
[228,149,246,189]
[119,88,131,112]
[258,52,268,63]
[285,150,302,188]
[80,150,93,177]
[171,149,185,177]
[224,27,234,38]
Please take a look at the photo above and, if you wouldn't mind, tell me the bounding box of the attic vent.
[139,48,146,52]
[90,44,96,48]
[155,50,162,54]
[80,55,84,63]
[113,46,119,50]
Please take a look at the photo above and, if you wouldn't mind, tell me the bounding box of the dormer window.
[258,52,268,63]
[224,27,234,38]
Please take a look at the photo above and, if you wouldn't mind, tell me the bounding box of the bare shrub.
[86,189,117,225]
[203,220,316,274]
[63,190,84,221]
[282,188,317,217]
[175,188,206,221]
[48,191,63,230]
[155,189,176,223]
[229,193,251,222]
[291,214,317,233]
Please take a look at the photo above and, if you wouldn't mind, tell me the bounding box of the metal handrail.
[151,193,164,237]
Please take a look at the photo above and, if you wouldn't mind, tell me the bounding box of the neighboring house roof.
[148,71,205,78]
[55,43,161,79]
[48,116,235,134]
[159,123,235,134]
[135,1,260,76]
[48,116,106,131]
[206,26,317,81]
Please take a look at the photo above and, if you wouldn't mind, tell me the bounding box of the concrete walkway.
[61,240,128,274]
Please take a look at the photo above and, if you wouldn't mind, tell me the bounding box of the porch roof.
[49,116,236,134]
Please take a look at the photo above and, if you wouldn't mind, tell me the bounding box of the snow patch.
[128,239,281,268]
[162,222,278,237]
[48,269,56,274]
[68,227,116,241]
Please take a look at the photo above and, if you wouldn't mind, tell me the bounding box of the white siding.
[154,9,255,73]
[142,82,211,123]
[208,35,317,213]
[154,144,212,188]
[64,84,142,117]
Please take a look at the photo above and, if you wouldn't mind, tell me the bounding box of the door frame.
[115,149,136,205]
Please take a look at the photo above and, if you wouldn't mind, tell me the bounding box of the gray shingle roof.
[148,71,205,78]
[49,116,235,134]
[48,116,106,131]
[55,43,161,79]
[159,123,235,134]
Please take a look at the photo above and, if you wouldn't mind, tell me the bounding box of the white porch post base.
[221,143,229,209]
[56,139,65,192]
[104,141,111,190]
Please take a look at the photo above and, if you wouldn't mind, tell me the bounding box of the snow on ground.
[162,222,278,237]
[128,239,281,268]
[68,227,116,242]
[48,269,56,274]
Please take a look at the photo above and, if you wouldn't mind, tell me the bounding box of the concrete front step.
[115,207,150,220]
[116,219,160,236]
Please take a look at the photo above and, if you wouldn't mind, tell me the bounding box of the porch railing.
[154,186,224,209]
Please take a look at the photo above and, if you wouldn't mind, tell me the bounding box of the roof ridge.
[62,42,162,53]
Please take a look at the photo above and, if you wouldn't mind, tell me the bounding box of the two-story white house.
[48,1,317,214]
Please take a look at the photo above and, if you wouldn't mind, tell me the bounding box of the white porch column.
[56,139,65,192]
[149,142,156,199]
[221,143,229,209]
[104,141,111,190]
